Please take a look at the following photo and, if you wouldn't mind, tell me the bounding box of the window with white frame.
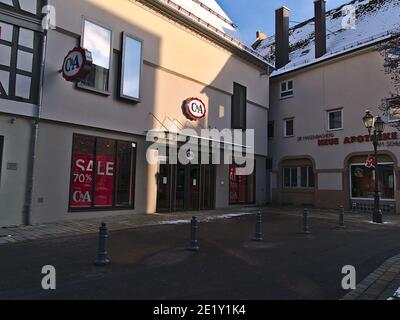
[280,80,293,98]
[328,109,343,130]
[120,33,143,102]
[283,166,315,189]
[284,118,294,137]
[79,19,112,93]
[387,97,400,122]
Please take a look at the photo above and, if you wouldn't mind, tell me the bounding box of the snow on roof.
[256,0,400,76]
[156,0,271,65]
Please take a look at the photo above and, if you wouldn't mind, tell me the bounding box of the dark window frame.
[68,133,137,212]
[0,16,42,104]
[0,0,43,17]
[119,32,143,103]
[231,82,247,130]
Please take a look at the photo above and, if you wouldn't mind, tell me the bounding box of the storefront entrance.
[157,164,215,212]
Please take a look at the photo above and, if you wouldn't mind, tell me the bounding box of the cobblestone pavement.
[0,207,262,245]
[1,205,400,300]
[1,205,400,246]
[342,254,400,300]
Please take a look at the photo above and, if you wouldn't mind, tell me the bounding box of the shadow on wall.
[33,0,163,221]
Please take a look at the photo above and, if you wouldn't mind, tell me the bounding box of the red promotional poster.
[94,155,115,207]
[70,154,94,208]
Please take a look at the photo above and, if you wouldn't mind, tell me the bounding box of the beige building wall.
[269,47,399,211]
[0,114,31,226]
[28,0,270,223]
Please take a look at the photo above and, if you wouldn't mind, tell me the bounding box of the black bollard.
[189,217,200,252]
[339,206,345,227]
[376,210,383,224]
[95,222,110,266]
[303,208,310,234]
[253,211,263,241]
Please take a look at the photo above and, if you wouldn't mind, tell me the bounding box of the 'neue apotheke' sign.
[318,132,398,146]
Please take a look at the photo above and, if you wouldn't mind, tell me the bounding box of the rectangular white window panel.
[0,44,11,66]
[17,50,33,72]
[18,0,37,14]
[120,33,143,101]
[0,0,14,7]
[0,70,10,95]
[0,22,13,42]
[15,74,31,99]
[280,80,294,98]
[18,28,34,49]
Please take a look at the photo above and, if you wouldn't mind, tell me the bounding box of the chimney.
[275,6,290,69]
[314,0,327,58]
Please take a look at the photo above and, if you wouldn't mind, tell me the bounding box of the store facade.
[0,0,271,226]
[267,47,400,213]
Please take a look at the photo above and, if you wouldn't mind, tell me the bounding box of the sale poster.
[70,154,94,208]
[94,155,115,207]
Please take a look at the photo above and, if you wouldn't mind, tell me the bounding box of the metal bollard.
[189,217,200,252]
[303,208,311,234]
[376,210,383,224]
[253,211,263,241]
[339,206,345,227]
[95,222,110,266]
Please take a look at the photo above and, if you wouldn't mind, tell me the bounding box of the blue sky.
[217,0,351,45]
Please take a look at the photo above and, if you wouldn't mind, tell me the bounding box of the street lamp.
[362,111,385,224]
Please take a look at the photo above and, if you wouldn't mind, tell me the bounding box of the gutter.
[271,32,400,79]
[23,1,48,225]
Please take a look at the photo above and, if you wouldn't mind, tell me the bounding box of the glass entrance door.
[157,164,215,212]
[188,165,200,210]
[157,164,172,212]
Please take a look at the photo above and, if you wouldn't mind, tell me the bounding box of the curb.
[342,254,400,300]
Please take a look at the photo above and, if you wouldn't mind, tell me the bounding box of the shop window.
[229,164,255,205]
[0,20,41,103]
[280,80,293,98]
[268,121,274,139]
[328,109,343,130]
[284,166,315,189]
[69,134,137,210]
[284,118,294,137]
[350,164,395,200]
[231,82,247,130]
[120,33,143,102]
[79,19,112,94]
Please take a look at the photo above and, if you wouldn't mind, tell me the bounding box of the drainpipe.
[23,1,49,225]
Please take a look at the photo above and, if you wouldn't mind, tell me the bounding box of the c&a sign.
[62,47,93,82]
[182,98,207,121]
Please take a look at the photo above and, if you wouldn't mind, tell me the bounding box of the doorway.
[157,164,215,212]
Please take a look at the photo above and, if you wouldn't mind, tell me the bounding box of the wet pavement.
[0,211,399,300]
